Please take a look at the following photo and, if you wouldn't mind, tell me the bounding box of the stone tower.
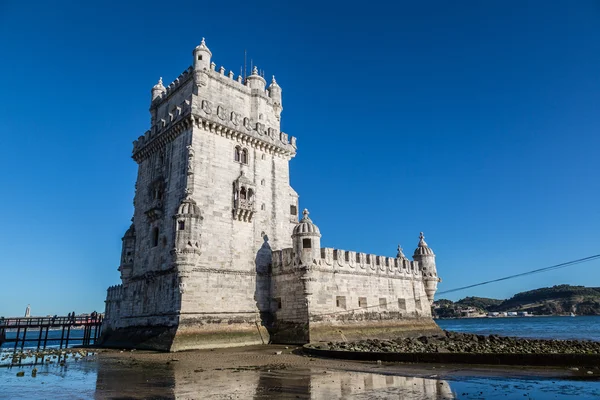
[102,39,299,351]
[412,232,439,305]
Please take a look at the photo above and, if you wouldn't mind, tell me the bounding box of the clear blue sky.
[1,1,599,316]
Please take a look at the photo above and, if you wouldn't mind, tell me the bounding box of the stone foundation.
[308,318,442,343]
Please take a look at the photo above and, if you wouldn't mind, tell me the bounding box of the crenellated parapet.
[151,67,195,106]
[319,248,423,279]
[271,247,424,280]
[106,284,123,302]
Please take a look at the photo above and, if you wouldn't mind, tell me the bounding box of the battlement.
[271,247,426,280]
[106,284,123,301]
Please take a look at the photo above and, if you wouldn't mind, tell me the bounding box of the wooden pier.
[0,315,103,351]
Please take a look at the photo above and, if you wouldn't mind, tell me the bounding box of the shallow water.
[1,353,600,399]
[437,315,600,341]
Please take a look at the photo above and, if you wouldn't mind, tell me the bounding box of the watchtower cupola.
[151,77,166,102]
[268,75,283,119]
[246,66,266,91]
[292,209,321,266]
[193,38,212,72]
[412,232,439,304]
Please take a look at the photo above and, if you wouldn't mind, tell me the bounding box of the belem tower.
[101,39,441,351]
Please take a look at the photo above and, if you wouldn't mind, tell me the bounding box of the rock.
[376,360,382,365]
[587,371,594,375]
[16,371,24,377]
[274,351,282,355]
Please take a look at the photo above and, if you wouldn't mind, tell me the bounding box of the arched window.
[240,187,247,200]
[241,148,248,164]
[248,189,254,202]
[234,146,241,162]
[152,227,159,247]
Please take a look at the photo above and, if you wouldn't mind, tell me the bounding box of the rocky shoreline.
[308,330,600,354]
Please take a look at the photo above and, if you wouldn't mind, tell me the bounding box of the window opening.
[398,299,407,311]
[178,221,185,231]
[152,228,159,247]
[358,297,367,308]
[336,296,346,309]
[379,298,387,309]
[302,238,311,249]
[290,205,297,215]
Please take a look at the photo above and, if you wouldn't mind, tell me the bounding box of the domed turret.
[119,224,136,281]
[268,76,283,119]
[193,38,212,72]
[412,232,439,305]
[151,77,166,102]
[293,209,321,236]
[292,209,321,265]
[246,66,266,91]
[413,232,435,257]
[177,197,200,216]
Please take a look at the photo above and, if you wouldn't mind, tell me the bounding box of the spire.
[153,77,165,90]
[396,244,406,259]
[413,231,435,257]
[418,232,428,247]
[301,208,310,221]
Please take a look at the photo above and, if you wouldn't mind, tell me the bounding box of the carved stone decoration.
[197,71,208,86]
[280,132,288,143]
[243,117,252,131]
[322,248,333,266]
[202,100,212,114]
[231,111,240,126]
[217,105,227,120]
[256,122,265,135]
[178,281,187,294]
[186,145,195,176]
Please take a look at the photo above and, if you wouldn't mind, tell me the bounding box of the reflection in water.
[95,358,454,399]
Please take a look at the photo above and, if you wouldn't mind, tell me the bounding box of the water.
[1,327,100,350]
[2,356,600,399]
[437,315,600,341]
[2,317,600,399]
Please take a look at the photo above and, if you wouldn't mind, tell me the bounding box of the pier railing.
[0,315,103,351]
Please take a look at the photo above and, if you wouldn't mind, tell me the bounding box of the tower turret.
[292,209,321,266]
[246,66,266,91]
[268,75,283,119]
[412,232,439,304]
[118,224,136,281]
[193,38,212,72]
[151,77,166,102]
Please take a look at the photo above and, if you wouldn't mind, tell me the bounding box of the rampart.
[272,247,423,280]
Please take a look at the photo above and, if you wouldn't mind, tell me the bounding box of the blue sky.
[0,1,599,316]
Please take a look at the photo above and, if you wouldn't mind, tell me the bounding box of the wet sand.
[3,345,600,399]
[96,344,600,380]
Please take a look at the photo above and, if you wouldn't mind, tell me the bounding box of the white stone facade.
[102,40,440,351]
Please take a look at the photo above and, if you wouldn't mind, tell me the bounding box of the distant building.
[101,39,441,351]
[24,304,30,318]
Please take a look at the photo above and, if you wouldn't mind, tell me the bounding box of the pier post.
[59,325,65,349]
[43,326,49,350]
[36,326,43,350]
[13,327,20,352]
[20,327,27,351]
[65,325,71,348]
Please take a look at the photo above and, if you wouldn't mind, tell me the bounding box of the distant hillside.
[433,285,600,317]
